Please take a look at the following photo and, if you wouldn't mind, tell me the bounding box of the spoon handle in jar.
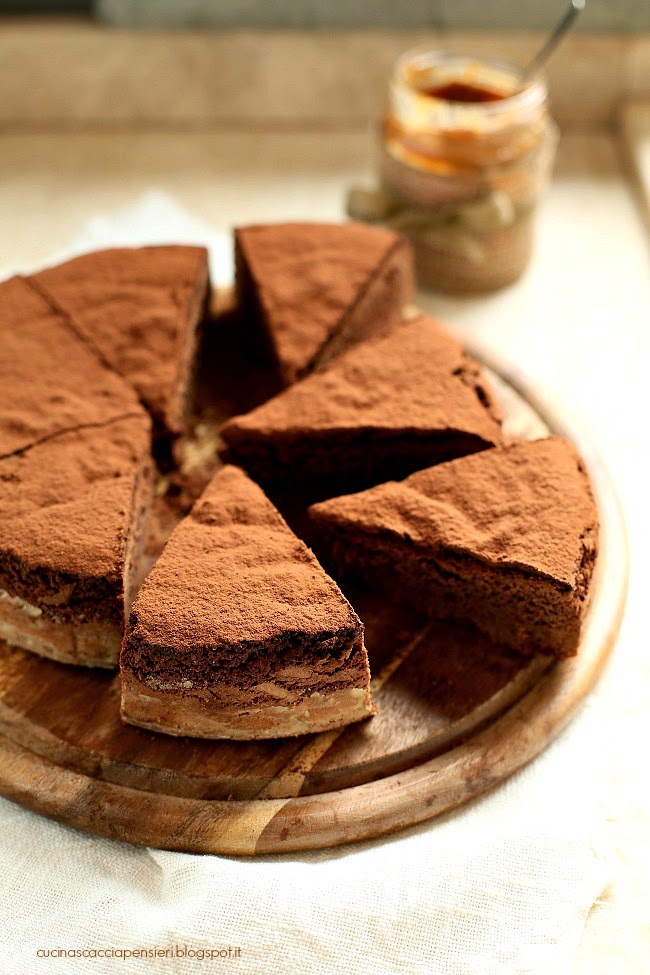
[521,0,586,86]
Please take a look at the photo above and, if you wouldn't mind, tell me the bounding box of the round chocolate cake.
[0,222,598,741]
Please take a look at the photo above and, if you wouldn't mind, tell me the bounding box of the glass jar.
[374,48,558,293]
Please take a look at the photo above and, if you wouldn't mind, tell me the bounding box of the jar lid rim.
[393,47,548,115]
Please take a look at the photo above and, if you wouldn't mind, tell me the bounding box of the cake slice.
[309,438,598,659]
[235,221,414,385]
[121,465,374,739]
[26,245,211,437]
[0,275,143,457]
[0,414,153,668]
[221,315,502,500]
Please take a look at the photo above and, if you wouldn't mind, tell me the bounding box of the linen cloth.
[0,193,617,975]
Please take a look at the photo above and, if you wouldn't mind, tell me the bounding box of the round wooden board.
[0,345,628,855]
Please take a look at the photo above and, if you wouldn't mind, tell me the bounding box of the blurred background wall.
[0,0,649,30]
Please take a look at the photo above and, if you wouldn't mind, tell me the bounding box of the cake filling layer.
[122,624,356,689]
[123,628,368,694]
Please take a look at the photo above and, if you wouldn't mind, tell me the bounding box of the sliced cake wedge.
[120,465,374,739]
[0,414,153,668]
[309,438,598,659]
[26,245,211,437]
[221,315,502,500]
[235,221,414,385]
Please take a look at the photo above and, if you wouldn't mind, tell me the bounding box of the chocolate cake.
[221,314,502,500]
[26,245,210,437]
[0,226,602,744]
[0,275,143,457]
[235,221,414,385]
[121,465,374,739]
[0,414,152,668]
[309,438,598,658]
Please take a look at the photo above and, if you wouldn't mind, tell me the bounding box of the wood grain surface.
[0,338,628,854]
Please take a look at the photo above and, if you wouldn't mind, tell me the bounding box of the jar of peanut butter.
[350,48,558,294]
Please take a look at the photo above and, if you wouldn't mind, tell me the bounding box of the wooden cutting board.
[0,340,628,855]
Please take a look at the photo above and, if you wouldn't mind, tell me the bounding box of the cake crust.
[120,658,371,740]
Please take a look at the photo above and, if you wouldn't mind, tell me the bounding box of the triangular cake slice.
[235,221,414,385]
[0,414,153,668]
[221,315,502,500]
[27,245,210,436]
[309,438,598,659]
[121,465,374,739]
[0,275,143,457]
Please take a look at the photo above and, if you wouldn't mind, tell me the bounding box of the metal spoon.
[520,0,586,87]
